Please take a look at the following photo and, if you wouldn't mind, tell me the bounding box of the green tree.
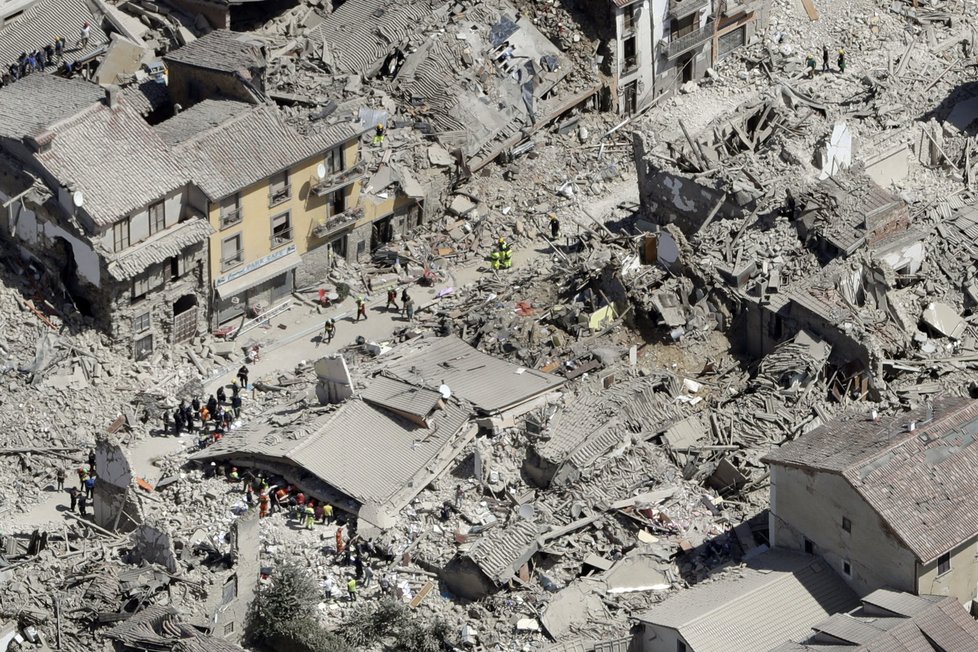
[245,563,350,652]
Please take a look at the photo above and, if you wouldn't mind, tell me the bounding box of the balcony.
[220,207,242,229]
[668,0,710,20]
[313,207,364,239]
[268,186,291,208]
[662,19,713,59]
[312,161,367,197]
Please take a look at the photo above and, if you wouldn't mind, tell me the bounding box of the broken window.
[325,147,344,175]
[220,195,242,229]
[938,552,951,575]
[804,538,814,554]
[623,5,638,33]
[221,234,243,271]
[670,14,695,39]
[134,334,153,360]
[842,560,851,576]
[326,189,346,217]
[222,576,237,605]
[132,274,149,302]
[223,622,234,636]
[269,170,290,207]
[328,235,347,259]
[148,201,165,236]
[133,311,151,334]
[112,219,131,252]
[271,212,292,248]
[623,36,637,72]
[842,516,851,533]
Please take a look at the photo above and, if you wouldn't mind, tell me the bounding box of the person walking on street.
[56,467,65,491]
[400,288,410,314]
[405,297,415,322]
[385,288,399,312]
[356,296,368,321]
[837,48,846,73]
[237,365,249,388]
[822,45,830,72]
[323,318,335,343]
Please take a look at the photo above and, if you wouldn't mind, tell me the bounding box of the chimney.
[103,85,120,109]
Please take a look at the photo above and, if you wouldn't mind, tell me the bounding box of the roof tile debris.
[162,29,266,73]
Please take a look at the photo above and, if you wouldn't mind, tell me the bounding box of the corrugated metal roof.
[0,73,102,139]
[637,550,859,652]
[37,94,188,226]
[360,375,442,418]
[764,397,978,562]
[382,335,564,414]
[0,0,107,69]
[106,216,212,281]
[163,29,265,73]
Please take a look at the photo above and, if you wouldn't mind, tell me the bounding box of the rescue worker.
[323,318,336,343]
[837,48,846,73]
[373,122,385,146]
[805,53,816,78]
[336,526,345,554]
[259,491,270,518]
[489,249,502,270]
[304,502,316,529]
[549,213,560,239]
[347,578,357,601]
[356,296,368,321]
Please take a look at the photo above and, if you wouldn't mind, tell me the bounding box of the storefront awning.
[214,249,301,300]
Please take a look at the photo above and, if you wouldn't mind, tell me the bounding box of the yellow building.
[155,99,422,325]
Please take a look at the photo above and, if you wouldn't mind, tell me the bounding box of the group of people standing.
[163,366,250,450]
[0,21,94,89]
[58,449,97,516]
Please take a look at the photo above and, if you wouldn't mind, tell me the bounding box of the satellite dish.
[438,384,452,399]
[72,190,84,207]
[316,163,327,180]
[231,296,240,304]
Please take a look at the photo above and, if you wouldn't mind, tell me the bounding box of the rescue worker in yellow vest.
[497,237,512,269]
[489,249,502,270]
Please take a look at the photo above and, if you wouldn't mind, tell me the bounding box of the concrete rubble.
[1,0,978,648]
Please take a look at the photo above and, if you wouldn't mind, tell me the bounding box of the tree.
[245,563,350,652]
[337,598,454,651]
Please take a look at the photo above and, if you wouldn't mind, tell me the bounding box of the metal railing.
[312,161,366,197]
[668,0,710,20]
[268,187,291,208]
[663,19,714,59]
[623,53,640,75]
[220,208,242,229]
[270,227,293,249]
[221,252,243,271]
[313,207,363,238]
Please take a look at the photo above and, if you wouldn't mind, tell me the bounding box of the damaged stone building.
[583,0,770,114]
[0,75,211,359]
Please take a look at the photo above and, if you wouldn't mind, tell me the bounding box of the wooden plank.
[800,0,819,21]
[409,580,435,608]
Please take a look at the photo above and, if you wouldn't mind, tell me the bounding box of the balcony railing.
[220,208,242,229]
[668,0,710,20]
[623,53,640,75]
[312,162,367,197]
[221,251,243,271]
[662,19,714,59]
[313,207,364,238]
[270,227,293,249]
[268,186,291,208]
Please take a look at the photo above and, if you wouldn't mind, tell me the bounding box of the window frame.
[842,560,852,577]
[270,211,293,249]
[268,170,291,207]
[112,218,131,252]
[842,516,852,533]
[221,233,244,271]
[219,194,242,229]
[148,201,165,237]
[132,274,149,301]
[133,310,151,334]
[325,147,344,175]
[937,552,951,576]
[134,333,153,360]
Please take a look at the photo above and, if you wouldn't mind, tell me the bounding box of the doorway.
[172,294,198,343]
